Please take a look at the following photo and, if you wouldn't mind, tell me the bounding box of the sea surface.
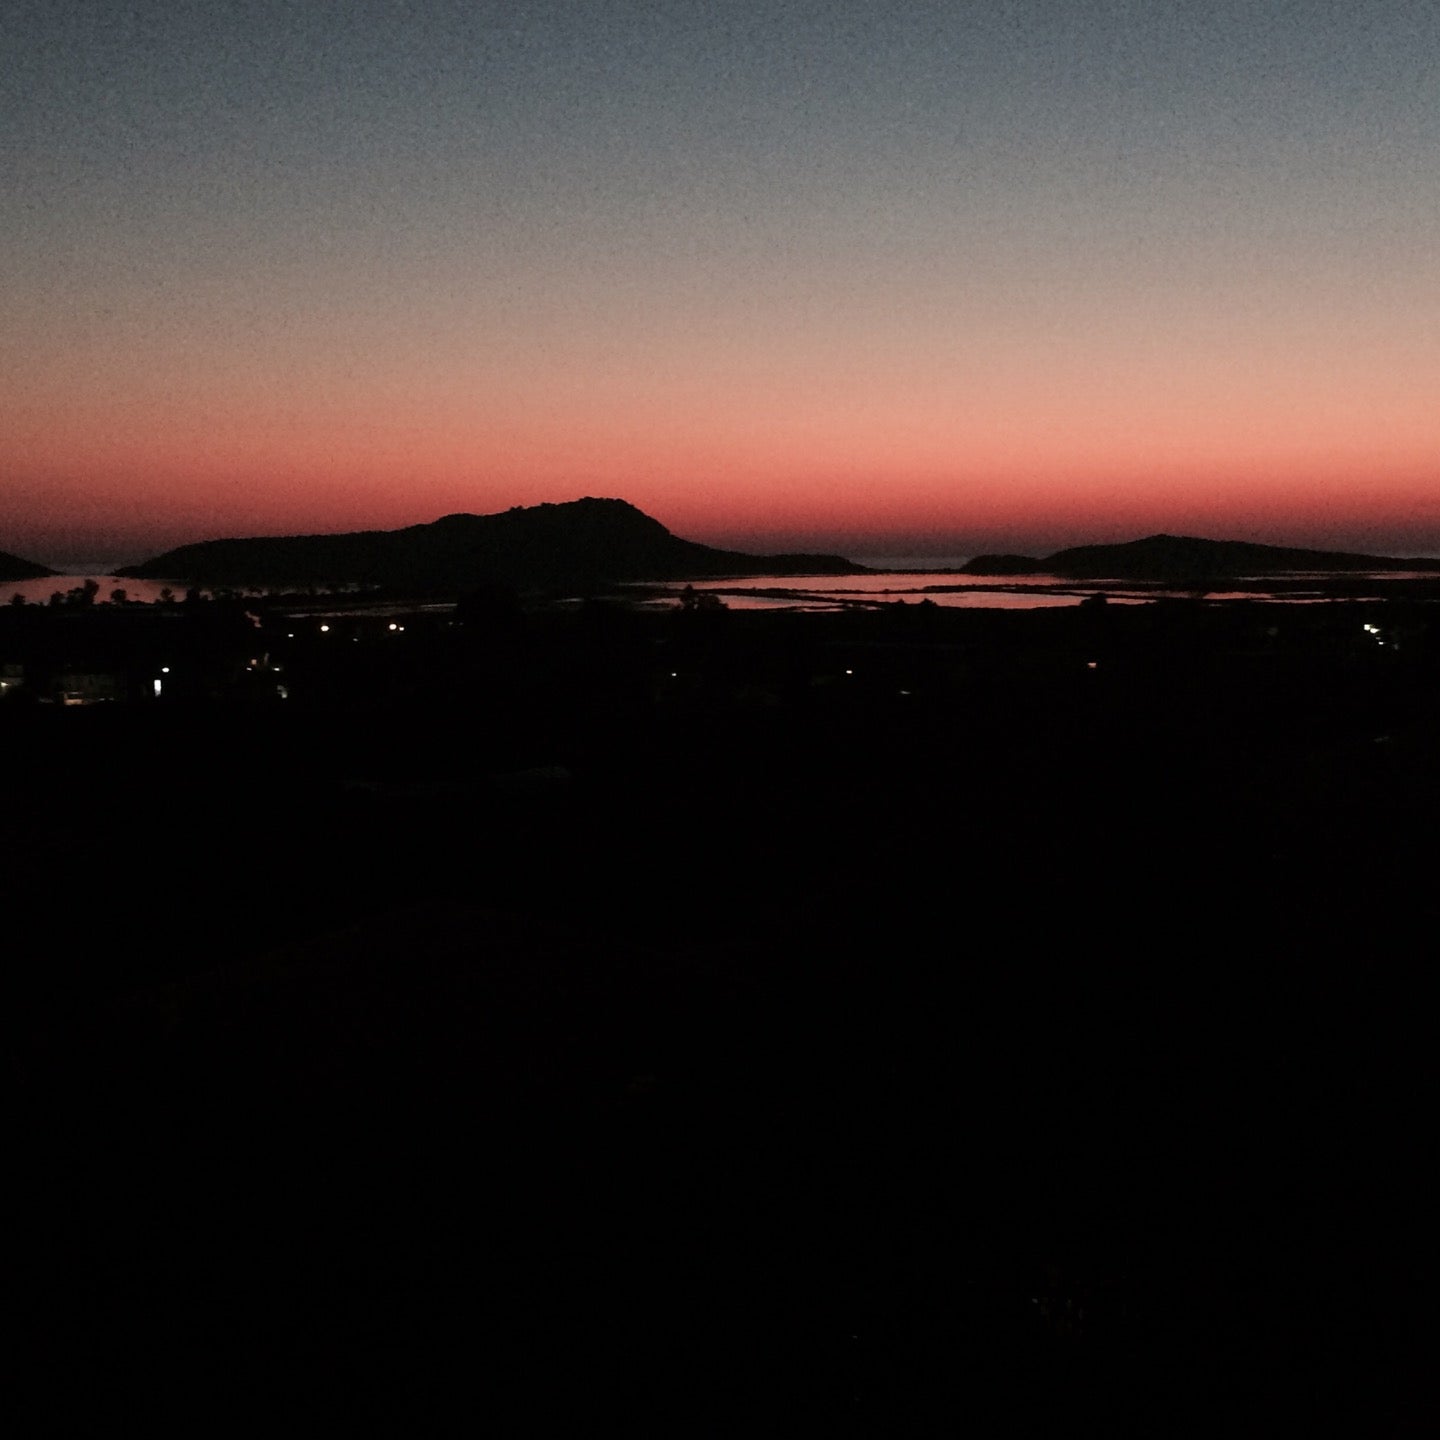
[627,568,1440,611]
[6,567,1436,614]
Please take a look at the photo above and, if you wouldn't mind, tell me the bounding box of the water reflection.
[8,568,1434,614]
[0,575,188,606]
[628,568,1440,610]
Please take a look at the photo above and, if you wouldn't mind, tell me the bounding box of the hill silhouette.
[0,548,57,582]
[116,498,864,590]
[962,533,1440,581]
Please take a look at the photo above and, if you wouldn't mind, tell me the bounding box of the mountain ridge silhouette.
[115,498,865,590]
[962,532,1440,580]
[0,548,57,582]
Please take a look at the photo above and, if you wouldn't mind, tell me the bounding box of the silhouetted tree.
[59,579,101,607]
[110,587,128,605]
[9,592,24,607]
[677,585,727,614]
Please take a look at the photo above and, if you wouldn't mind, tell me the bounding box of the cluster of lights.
[316,621,407,636]
[1362,623,1387,647]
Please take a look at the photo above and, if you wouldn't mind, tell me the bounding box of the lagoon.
[626,568,1440,611]
[1,574,190,607]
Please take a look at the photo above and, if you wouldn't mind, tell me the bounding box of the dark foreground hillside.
[7,598,1438,1434]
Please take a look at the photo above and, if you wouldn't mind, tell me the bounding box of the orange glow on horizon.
[6,297,1437,562]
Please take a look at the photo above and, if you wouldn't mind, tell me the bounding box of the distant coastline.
[13,505,1440,600]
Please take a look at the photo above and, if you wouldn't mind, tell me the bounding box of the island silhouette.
[114,497,863,591]
[109,501,1440,592]
[964,532,1440,580]
[0,548,57,582]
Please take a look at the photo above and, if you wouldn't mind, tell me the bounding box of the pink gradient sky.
[4,2,1437,566]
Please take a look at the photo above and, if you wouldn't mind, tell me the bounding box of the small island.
[962,533,1440,581]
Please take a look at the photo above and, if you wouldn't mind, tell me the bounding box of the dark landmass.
[115,497,864,590]
[7,592,1438,1434]
[962,532,1440,580]
[957,552,1050,575]
[0,547,57,581]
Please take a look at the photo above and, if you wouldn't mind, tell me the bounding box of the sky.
[4,0,1438,567]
